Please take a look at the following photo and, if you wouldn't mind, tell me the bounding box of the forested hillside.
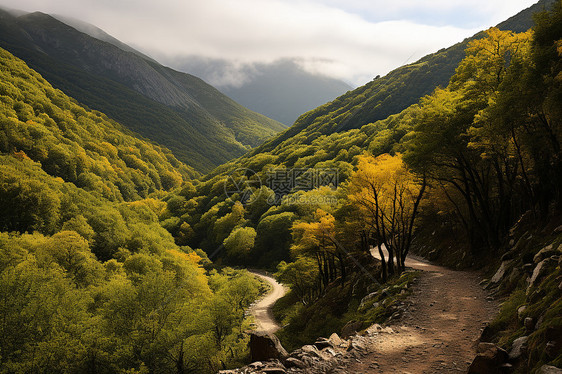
[0,47,267,373]
[246,0,555,157]
[1,0,561,372]
[159,2,562,370]
[0,10,285,172]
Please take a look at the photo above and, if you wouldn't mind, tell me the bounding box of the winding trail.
[248,272,288,334]
[344,251,499,373]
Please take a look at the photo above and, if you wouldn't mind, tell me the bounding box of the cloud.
[0,0,538,86]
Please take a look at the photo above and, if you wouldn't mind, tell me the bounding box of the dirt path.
[344,252,499,373]
[249,272,288,334]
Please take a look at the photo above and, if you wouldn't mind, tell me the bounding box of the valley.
[0,0,561,373]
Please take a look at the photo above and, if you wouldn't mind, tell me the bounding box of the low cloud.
[0,0,538,86]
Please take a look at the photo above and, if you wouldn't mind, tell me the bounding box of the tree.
[405,28,534,252]
[276,257,318,304]
[348,153,426,281]
[291,209,347,290]
[223,227,256,263]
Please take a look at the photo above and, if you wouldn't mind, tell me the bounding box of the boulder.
[249,332,288,362]
[528,258,558,294]
[488,260,512,287]
[508,336,528,361]
[539,365,562,374]
[284,357,307,369]
[517,305,527,322]
[468,343,508,374]
[480,324,494,343]
[533,244,559,263]
[328,333,344,347]
[299,344,324,360]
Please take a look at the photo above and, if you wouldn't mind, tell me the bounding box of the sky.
[0,0,539,86]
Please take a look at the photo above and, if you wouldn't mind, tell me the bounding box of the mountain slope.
[0,10,285,172]
[247,0,555,156]
[167,57,352,125]
[0,46,195,203]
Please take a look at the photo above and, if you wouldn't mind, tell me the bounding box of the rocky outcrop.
[249,332,289,362]
[222,328,395,374]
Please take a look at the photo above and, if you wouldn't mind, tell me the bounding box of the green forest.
[0,47,267,373]
[0,0,561,373]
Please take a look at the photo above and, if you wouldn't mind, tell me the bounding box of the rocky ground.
[222,255,503,373]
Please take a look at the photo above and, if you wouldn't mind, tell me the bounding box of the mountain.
[0,46,196,204]
[247,0,556,156]
[0,45,268,373]
[165,57,352,125]
[0,10,285,172]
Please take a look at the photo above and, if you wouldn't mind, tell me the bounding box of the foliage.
[0,10,285,172]
[0,47,267,373]
[348,153,426,281]
[0,47,195,203]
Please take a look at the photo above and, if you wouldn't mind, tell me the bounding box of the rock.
[554,225,562,234]
[533,244,557,263]
[347,338,366,352]
[262,367,286,374]
[249,361,266,369]
[284,357,307,369]
[480,324,494,343]
[489,260,513,287]
[249,332,289,362]
[468,343,509,374]
[358,292,378,310]
[508,336,528,361]
[301,344,319,355]
[341,320,363,338]
[524,317,535,333]
[539,365,562,374]
[528,258,558,294]
[313,338,333,350]
[328,333,344,347]
[517,305,527,322]
[365,324,383,335]
[323,347,338,357]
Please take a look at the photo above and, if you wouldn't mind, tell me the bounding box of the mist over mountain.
[0,9,285,172]
[160,57,353,125]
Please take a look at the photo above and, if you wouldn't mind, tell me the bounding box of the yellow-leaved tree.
[348,153,426,282]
